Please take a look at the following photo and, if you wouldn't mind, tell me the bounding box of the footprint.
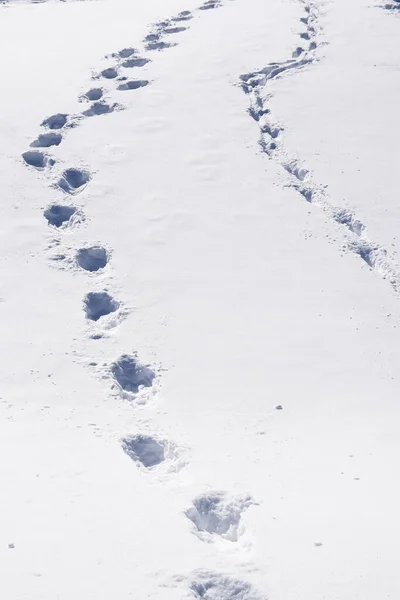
[117,79,149,91]
[82,102,118,117]
[41,113,68,130]
[190,572,264,600]
[186,493,253,542]
[111,354,155,394]
[164,26,188,34]
[57,168,91,194]
[82,88,104,101]
[116,47,136,58]
[76,245,109,271]
[30,132,62,148]
[121,434,165,468]
[198,1,221,10]
[43,204,78,228]
[84,291,119,321]
[172,10,193,21]
[100,67,119,79]
[145,40,177,51]
[121,57,150,68]
[22,150,55,170]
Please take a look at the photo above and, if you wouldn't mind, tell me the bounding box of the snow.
[1,0,400,599]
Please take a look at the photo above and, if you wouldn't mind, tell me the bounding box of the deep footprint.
[58,168,90,194]
[83,88,104,101]
[41,113,68,130]
[190,572,264,600]
[22,150,55,170]
[117,79,149,91]
[186,493,253,541]
[121,435,165,467]
[30,132,62,148]
[83,102,117,117]
[84,291,119,321]
[44,204,77,228]
[121,57,150,68]
[100,67,119,79]
[111,354,155,394]
[76,246,108,272]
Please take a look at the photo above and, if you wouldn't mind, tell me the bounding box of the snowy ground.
[1,0,400,599]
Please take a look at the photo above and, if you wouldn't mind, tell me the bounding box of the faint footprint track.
[189,572,265,600]
[57,167,91,194]
[84,291,119,321]
[76,245,109,271]
[43,204,80,228]
[239,0,400,292]
[111,354,156,396]
[186,493,253,542]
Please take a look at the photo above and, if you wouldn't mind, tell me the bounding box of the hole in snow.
[30,132,62,148]
[44,204,77,228]
[190,572,263,600]
[186,493,253,541]
[58,168,90,194]
[84,292,119,321]
[41,113,68,130]
[121,434,165,468]
[117,79,149,91]
[76,246,108,272]
[22,150,55,170]
[111,354,155,394]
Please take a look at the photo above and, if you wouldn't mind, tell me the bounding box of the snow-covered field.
[1,0,400,598]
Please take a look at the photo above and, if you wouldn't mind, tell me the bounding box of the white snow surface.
[1,0,400,598]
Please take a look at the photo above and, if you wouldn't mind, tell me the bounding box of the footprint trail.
[240,0,400,292]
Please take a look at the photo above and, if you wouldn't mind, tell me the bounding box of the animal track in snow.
[121,434,166,468]
[30,132,62,148]
[44,204,78,228]
[57,168,91,194]
[111,354,155,395]
[117,79,149,91]
[22,150,55,170]
[84,291,119,321]
[76,246,109,271]
[240,0,400,292]
[190,572,264,600]
[186,493,253,542]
